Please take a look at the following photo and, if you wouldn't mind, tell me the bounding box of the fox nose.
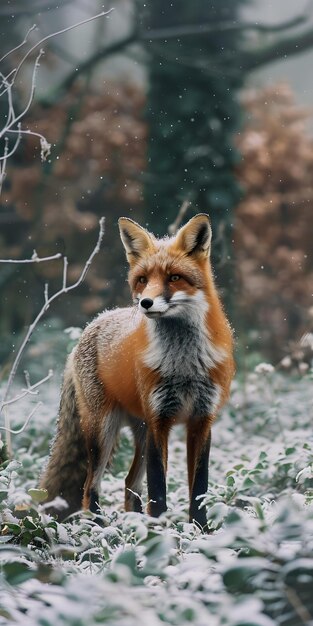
[141,298,154,310]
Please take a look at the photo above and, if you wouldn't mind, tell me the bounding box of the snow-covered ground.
[1,367,312,625]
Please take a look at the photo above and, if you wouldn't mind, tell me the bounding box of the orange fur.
[40,214,235,529]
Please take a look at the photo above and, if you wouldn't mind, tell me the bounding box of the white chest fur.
[142,300,224,419]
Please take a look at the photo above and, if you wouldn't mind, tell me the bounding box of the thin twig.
[0,403,42,435]
[0,71,15,127]
[3,406,12,456]
[0,24,37,63]
[49,3,313,99]
[1,371,54,408]
[0,252,61,263]
[0,127,22,163]
[126,488,144,508]
[168,200,191,235]
[285,586,313,625]
[4,128,51,162]
[0,217,105,415]
[47,3,313,104]
[0,50,45,140]
[24,370,31,390]
[0,8,113,191]
[44,283,49,305]
[143,13,311,41]
[55,30,137,97]
[0,50,44,187]
[12,9,114,84]
[0,137,8,194]
[1,403,41,434]
[242,22,313,72]
[62,257,68,290]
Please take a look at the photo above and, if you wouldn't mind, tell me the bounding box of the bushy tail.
[40,356,87,520]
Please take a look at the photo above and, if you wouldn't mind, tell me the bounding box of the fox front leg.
[187,420,212,530]
[146,422,171,518]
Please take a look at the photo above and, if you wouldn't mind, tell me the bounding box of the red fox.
[41,214,234,529]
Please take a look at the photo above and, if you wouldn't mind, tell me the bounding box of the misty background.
[1,0,312,375]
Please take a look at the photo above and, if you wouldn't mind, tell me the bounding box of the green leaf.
[142,535,173,573]
[28,488,48,503]
[114,549,138,575]
[23,517,38,531]
[223,558,274,593]
[0,490,8,503]
[242,476,256,489]
[283,558,313,587]
[225,509,243,525]
[5,523,21,536]
[2,561,34,585]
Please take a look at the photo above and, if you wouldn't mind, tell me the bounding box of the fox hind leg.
[82,408,122,517]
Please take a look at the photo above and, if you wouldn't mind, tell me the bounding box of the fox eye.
[169,274,180,282]
[137,276,147,285]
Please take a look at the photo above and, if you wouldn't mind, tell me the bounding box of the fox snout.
[140,298,154,310]
[138,294,169,316]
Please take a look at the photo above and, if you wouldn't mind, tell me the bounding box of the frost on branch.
[0,9,112,193]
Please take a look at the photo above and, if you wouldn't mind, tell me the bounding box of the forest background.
[1,0,313,375]
[1,3,313,625]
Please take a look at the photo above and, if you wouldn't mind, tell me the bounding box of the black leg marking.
[84,440,104,524]
[132,493,144,513]
[89,488,100,514]
[89,488,104,526]
[125,419,147,514]
[147,431,167,518]
[189,433,211,529]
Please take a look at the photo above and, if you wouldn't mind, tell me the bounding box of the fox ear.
[118,217,155,263]
[175,213,212,257]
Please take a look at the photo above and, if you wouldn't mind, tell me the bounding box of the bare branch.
[0,8,113,190]
[0,126,22,163]
[62,257,68,290]
[67,216,105,289]
[0,49,45,140]
[1,370,52,454]
[44,283,49,305]
[0,217,105,415]
[48,4,313,99]
[0,25,37,64]
[0,403,42,435]
[126,488,144,508]
[168,200,191,236]
[3,128,52,162]
[12,9,114,83]
[144,13,312,41]
[0,49,46,186]
[242,22,313,72]
[0,137,9,195]
[42,40,79,66]
[2,371,53,407]
[0,252,62,263]
[24,370,31,390]
[54,31,138,98]
[285,586,313,625]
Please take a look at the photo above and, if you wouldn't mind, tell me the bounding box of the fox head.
[118,214,213,319]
